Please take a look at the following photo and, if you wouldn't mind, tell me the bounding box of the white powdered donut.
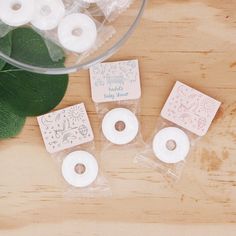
[0,0,35,27]
[152,127,190,164]
[102,108,139,145]
[31,0,65,31]
[58,13,97,53]
[61,151,98,188]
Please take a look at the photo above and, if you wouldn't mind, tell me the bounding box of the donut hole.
[166,139,177,151]
[40,5,52,16]
[11,2,22,11]
[74,163,86,175]
[115,121,126,132]
[72,28,83,37]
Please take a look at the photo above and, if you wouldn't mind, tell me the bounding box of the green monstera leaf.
[0,100,25,139]
[0,28,68,139]
[11,27,64,67]
[0,64,68,117]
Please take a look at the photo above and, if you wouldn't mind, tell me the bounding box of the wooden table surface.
[1,0,236,235]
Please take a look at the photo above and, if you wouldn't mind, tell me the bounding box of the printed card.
[37,103,94,153]
[89,60,141,103]
[161,81,221,136]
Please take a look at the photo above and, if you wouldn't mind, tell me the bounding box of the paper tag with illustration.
[37,103,94,153]
[161,81,221,136]
[89,60,141,103]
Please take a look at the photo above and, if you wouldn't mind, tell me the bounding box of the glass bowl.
[0,0,147,75]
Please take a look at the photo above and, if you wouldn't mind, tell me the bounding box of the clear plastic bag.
[37,103,111,198]
[0,20,12,38]
[89,59,143,152]
[134,118,199,181]
[135,80,221,182]
[97,0,134,22]
[51,141,111,198]
[74,13,116,64]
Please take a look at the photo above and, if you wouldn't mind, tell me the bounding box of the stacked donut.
[0,0,98,53]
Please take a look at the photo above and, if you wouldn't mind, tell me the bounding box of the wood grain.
[1,0,236,234]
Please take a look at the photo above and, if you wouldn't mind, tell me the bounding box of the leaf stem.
[0,68,23,74]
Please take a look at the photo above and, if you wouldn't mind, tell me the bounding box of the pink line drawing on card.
[161,81,221,136]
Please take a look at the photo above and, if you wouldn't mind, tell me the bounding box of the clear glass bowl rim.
[0,0,147,75]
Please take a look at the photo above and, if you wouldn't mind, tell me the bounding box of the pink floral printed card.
[89,60,141,103]
[37,103,94,153]
[161,81,221,136]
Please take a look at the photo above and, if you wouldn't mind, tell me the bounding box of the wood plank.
[0,0,236,234]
